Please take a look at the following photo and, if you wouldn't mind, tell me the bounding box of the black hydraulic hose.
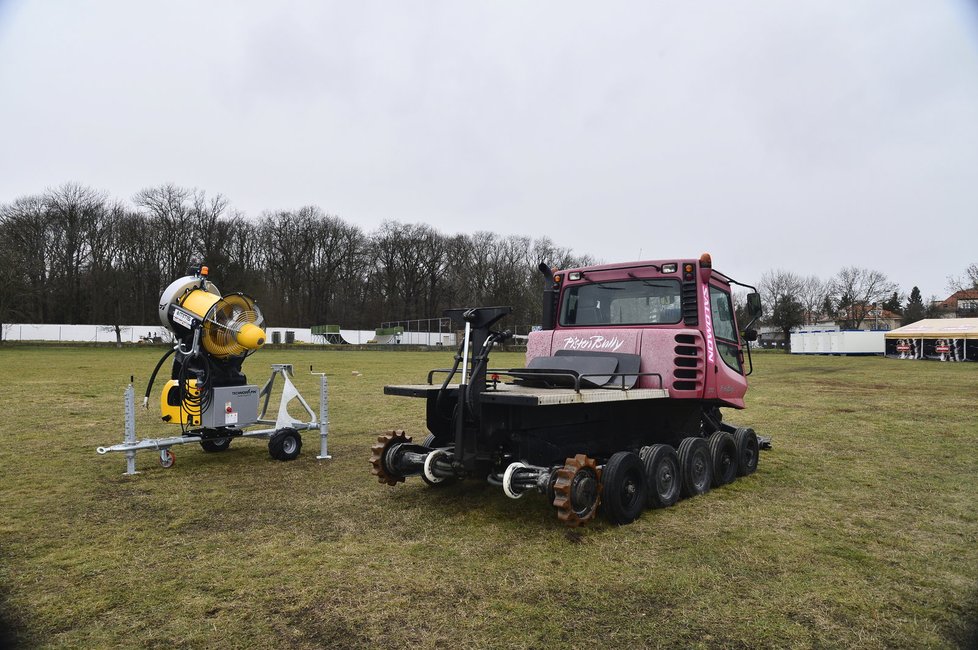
[436,339,466,417]
[465,330,512,412]
[143,346,176,407]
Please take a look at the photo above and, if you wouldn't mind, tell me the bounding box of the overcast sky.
[1,1,976,300]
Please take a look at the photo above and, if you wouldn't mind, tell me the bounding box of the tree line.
[756,264,977,349]
[0,183,593,333]
[3,182,973,344]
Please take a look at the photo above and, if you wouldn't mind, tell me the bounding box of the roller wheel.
[159,449,175,468]
[677,437,712,498]
[552,454,601,527]
[370,430,412,486]
[268,427,302,461]
[708,431,738,487]
[640,444,681,508]
[420,448,457,488]
[601,451,647,525]
[200,437,231,453]
[733,427,759,476]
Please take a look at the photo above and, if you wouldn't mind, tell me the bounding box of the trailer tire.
[640,444,681,508]
[733,427,759,476]
[268,427,302,461]
[200,437,231,453]
[601,451,647,525]
[677,437,712,498]
[708,432,738,487]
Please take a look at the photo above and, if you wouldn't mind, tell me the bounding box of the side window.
[709,285,742,373]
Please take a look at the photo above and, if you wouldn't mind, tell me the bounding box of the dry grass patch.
[0,346,976,648]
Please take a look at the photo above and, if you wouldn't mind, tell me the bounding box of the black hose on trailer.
[143,346,176,407]
[177,350,213,434]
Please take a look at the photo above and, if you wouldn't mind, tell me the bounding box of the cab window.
[559,279,682,326]
[709,285,742,372]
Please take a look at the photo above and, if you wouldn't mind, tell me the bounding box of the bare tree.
[0,194,50,322]
[44,183,108,322]
[797,275,829,326]
[830,267,897,330]
[190,190,231,267]
[134,184,194,281]
[759,269,806,351]
[0,220,32,339]
[946,263,978,292]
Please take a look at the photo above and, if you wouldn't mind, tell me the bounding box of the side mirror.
[747,292,763,319]
[742,328,758,343]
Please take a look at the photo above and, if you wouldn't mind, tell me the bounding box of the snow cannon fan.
[147,265,266,431]
[200,293,266,359]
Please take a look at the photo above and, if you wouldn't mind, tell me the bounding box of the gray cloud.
[1,0,976,299]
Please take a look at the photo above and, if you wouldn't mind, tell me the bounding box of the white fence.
[3,323,456,346]
[2,323,171,343]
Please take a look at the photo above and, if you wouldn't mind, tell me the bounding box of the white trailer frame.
[97,364,331,475]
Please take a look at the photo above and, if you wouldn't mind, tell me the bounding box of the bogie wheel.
[640,445,681,508]
[268,427,302,461]
[552,454,601,527]
[601,451,648,525]
[200,436,232,453]
[677,437,712,498]
[159,449,175,468]
[733,427,760,476]
[370,430,412,485]
[708,431,738,487]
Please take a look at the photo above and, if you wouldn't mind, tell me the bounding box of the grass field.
[0,345,976,648]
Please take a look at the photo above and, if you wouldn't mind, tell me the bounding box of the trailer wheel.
[268,427,302,461]
[159,449,175,468]
[200,437,231,453]
[601,451,647,525]
[640,445,681,508]
[677,437,712,498]
[708,432,738,487]
[733,427,759,476]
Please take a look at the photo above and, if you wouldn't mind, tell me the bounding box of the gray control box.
[202,385,259,429]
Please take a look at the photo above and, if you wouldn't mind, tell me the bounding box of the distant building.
[831,304,901,331]
[934,289,978,318]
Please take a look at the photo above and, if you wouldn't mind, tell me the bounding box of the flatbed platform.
[384,383,669,407]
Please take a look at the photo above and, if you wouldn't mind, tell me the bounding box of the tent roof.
[884,318,978,339]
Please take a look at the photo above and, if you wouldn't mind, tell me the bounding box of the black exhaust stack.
[539,262,557,330]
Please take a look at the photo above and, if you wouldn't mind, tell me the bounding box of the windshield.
[559,279,682,326]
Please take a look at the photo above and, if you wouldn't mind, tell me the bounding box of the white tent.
[883,318,978,362]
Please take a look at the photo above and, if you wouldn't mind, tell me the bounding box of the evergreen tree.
[882,291,902,314]
[902,287,925,325]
